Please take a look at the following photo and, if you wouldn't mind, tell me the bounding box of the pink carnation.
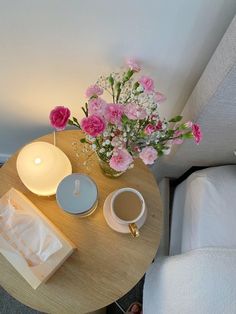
[138,76,154,92]
[139,147,157,165]
[49,106,70,131]
[109,149,133,172]
[156,120,163,130]
[85,84,103,98]
[144,124,156,135]
[88,97,107,116]
[105,103,124,124]
[192,123,202,144]
[81,114,105,137]
[155,92,166,103]
[111,136,125,148]
[124,103,147,120]
[126,58,141,72]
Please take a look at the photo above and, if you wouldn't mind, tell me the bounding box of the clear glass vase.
[97,155,125,178]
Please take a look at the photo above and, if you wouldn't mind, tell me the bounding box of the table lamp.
[16,141,72,196]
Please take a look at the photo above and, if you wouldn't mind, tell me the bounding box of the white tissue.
[0,199,62,267]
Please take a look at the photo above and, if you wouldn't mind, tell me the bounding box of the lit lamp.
[16,142,72,196]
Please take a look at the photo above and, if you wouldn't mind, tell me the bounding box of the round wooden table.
[0,130,162,314]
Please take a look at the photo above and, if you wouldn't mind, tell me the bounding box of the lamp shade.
[16,142,72,196]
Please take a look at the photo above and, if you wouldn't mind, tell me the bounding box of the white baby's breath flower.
[92,144,97,150]
[99,148,105,153]
[105,139,110,145]
[137,85,144,92]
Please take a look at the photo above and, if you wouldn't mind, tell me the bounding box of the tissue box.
[0,188,76,289]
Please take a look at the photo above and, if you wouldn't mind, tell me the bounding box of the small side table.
[0,130,162,314]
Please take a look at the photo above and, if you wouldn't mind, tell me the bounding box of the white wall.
[0,0,236,159]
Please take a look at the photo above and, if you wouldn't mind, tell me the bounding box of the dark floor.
[107,276,144,313]
[0,276,144,314]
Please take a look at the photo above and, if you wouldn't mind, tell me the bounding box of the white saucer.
[103,191,147,233]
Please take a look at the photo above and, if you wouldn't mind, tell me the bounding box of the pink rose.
[81,115,105,137]
[88,97,107,116]
[139,147,157,165]
[105,103,124,124]
[109,149,133,172]
[124,103,147,120]
[144,124,156,135]
[138,76,154,92]
[85,84,103,98]
[155,92,166,103]
[49,106,71,131]
[126,58,141,72]
[192,123,202,144]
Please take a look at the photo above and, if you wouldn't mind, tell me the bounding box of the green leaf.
[108,75,114,86]
[133,81,139,90]
[82,107,88,117]
[178,123,188,130]
[80,138,87,143]
[181,131,194,139]
[166,129,175,137]
[73,117,79,124]
[115,81,121,90]
[169,115,183,123]
[68,119,74,125]
[121,114,129,124]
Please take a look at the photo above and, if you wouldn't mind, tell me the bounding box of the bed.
[170,165,236,255]
[143,15,236,314]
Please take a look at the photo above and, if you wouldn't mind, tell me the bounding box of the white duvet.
[143,248,236,314]
[170,165,236,254]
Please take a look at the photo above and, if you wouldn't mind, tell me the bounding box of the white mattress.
[170,165,236,255]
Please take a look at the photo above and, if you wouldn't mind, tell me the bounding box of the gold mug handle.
[129,223,140,238]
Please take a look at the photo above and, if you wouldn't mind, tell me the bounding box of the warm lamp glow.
[16,142,72,196]
[34,157,42,165]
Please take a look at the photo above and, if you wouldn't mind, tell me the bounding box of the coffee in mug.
[111,188,146,237]
[113,191,142,222]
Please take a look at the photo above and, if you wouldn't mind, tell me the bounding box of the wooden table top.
[0,130,162,314]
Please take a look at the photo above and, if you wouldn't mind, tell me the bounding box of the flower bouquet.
[50,59,202,177]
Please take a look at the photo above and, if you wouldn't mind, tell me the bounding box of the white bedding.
[170,165,236,255]
[143,248,236,314]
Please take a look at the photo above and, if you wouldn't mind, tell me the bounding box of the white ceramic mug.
[111,187,146,237]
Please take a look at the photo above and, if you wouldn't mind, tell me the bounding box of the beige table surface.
[0,130,162,314]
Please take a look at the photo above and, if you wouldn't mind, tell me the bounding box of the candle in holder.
[56,173,98,216]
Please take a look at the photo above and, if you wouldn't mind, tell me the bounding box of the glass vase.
[97,155,125,178]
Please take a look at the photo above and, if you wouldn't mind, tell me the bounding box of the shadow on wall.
[0,101,53,156]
